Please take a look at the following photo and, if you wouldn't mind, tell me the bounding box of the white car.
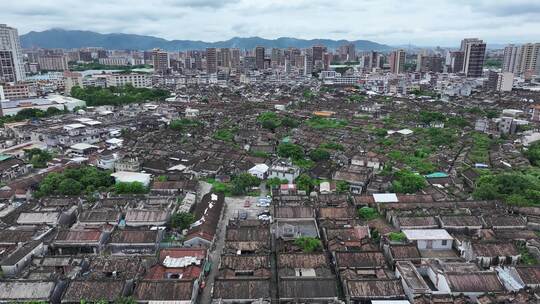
[256,201,270,207]
[258,214,272,221]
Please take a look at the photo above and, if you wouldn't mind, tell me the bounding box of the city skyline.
[3,0,540,47]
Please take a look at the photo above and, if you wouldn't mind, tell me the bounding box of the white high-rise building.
[503,43,540,75]
[0,24,25,82]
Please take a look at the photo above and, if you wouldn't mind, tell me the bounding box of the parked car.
[258,214,272,221]
[238,210,248,220]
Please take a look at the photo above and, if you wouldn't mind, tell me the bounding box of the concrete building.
[0,24,25,82]
[37,54,69,71]
[389,49,406,74]
[206,48,217,74]
[255,46,265,70]
[461,38,486,78]
[152,48,169,74]
[339,43,356,62]
[447,51,465,73]
[503,43,540,75]
[106,73,151,88]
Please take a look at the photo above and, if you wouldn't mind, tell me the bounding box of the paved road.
[199,202,227,304]
[198,195,268,303]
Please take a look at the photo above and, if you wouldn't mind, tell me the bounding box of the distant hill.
[20,29,393,51]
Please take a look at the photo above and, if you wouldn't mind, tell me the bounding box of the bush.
[336,181,349,194]
[294,237,321,252]
[25,148,53,168]
[388,232,406,242]
[358,207,379,220]
[115,182,148,194]
[170,212,195,230]
[306,117,348,129]
[392,169,427,194]
[309,148,330,161]
[267,177,288,189]
[231,173,261,195]
[277,143,304,160]
[295,174,316,193]
[213,129,234,142]
[170,119,203,132]
[319,142,344,151]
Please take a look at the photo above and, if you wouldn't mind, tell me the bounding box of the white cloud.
[3,0,540,46]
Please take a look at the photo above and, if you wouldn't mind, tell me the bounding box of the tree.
[336,181,350,194]
[170,212,195,230]
[295,174,315,193]
[267,177,288,189]
[309,148,330,162]
[526,142,540,166]
[391,169,427,194]
[294,237,321,252]
[25,148,52,168]
[257,112,281,131]
[115,182,148,194]
[58,178,83,195]
[231,173,261,195]
[358,207,379,220]
[281,116,300,128]
[156,175,168,182]
[277,143,304,160]
[388,232,406,242]
[473,171,540,207]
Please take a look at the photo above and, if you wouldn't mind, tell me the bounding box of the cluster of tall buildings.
[503,43,540,76]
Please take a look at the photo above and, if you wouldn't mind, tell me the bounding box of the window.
[441,240,448,246]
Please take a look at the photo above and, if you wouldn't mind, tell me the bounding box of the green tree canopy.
[391,169,427,194]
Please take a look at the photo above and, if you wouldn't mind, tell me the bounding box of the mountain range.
[20,29,393,51]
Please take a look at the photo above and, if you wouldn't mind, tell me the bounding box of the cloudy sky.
[3,0,540,46]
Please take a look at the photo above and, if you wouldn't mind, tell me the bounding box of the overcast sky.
[3,0,540,46]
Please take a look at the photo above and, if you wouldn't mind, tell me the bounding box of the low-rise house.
[124,209,170,227]
[267,160,300,183]
[439,215,483,232]
[111,171,152,187]
[52,228,109,255]
[345,279,406,303]
[16,211,73,226]
[224,222,271,255]
[184,193,225,248]
[212,278,272,303]
[61,280,128,303]
[247,163,269,179]
[383,243,422,267]
[133,280,197,304]
[395,261,431,301]
[108,229,161,255]
[496,266,540,290]
[278,277,338,303]
[402,229,453,251]
[460,241,520,268]
[78,209,121,226]
[0,156,29,183]
[392,216,439,230]
[0,240,46,277]
[218,255,271,278]
[274,206,319,240]
[323,225,370,252]
[424,260,506,298]
[145,248,207,281]
[333,167,373,194]
[335,251,387,280]
[0,280,58,303]
[483,215,527,230]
